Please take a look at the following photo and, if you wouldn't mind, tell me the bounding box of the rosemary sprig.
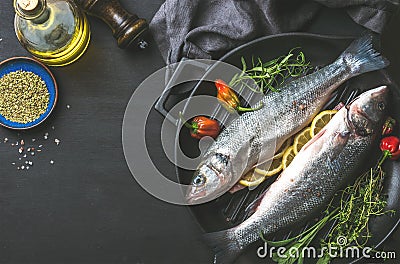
[262,164,394,264]
[229,48,311,94]
[319,166,394,263]
[261,208,339,264]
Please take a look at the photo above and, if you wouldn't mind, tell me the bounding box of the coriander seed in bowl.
[0,70,50,123]
[0,57,57,129]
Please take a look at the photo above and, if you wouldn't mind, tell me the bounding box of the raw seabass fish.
[205,86,390,263]
[186,35,389,204]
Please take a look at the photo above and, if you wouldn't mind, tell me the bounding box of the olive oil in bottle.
[14,0,91,66]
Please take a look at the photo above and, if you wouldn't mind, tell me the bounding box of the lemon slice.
[282,146,296,169]
[310,110,338,137]
[254,157,284,177]
[239,110,337,187]
[273,139,292,159]
[240,157,284,187]
[293,127,312,155]
[239,142,288,187]
[239,170,267,187]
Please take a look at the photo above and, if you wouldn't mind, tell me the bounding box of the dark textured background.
[0,1,399,263]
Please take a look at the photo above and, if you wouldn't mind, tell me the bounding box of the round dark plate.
[0,57,58,129]
[175,33,400,263]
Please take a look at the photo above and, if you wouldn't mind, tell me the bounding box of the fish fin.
[203,229,242,264]
[301,128,327,152]
[340,33,389,75]
[329,130,351,161]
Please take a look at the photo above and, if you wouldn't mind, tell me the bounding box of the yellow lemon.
[239,170,267,187]
[282,146,296,170]
[293,127,312,155]
[239,157,283,187]
[273,139,292,159]
[310,110,338,137]
[254,157,284,177]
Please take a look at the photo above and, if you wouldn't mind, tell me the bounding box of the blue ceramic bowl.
[0,57,58,129]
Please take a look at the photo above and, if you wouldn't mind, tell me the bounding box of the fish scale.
[199,35,389,264]
[231,115,374,249]
[205,86,389,264]
[206,60,348,173]
[188,35,388,205]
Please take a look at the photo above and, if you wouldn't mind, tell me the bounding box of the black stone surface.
[0,1,399,264]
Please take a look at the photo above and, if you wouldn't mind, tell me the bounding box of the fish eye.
[193,174,206,186]
[377,101,385,111]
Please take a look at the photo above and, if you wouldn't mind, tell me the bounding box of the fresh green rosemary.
[262,164,393,264]
[229,48,311,94]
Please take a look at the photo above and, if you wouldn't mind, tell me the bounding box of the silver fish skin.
[187,35,389,204]
[205,86,389,264]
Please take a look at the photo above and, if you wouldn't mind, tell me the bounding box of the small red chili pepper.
[215,79,263,113]
[380,136,400,154]
[179,112,220,139]
[378,136,400,166]
[382,117,396,135]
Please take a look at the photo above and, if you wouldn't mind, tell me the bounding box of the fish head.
[186,153,232,204]
[347,86,389,136]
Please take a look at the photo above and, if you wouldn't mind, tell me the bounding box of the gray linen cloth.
[150,0,399,64]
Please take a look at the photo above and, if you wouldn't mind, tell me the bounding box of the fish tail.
[203,228,242,264]
[339,33,389,75]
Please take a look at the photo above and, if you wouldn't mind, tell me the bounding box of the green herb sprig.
[317,166,394,263]
[229,49,311,94]
[262,164,394,264]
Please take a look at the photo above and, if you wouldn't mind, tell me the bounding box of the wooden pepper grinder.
[79,0,148,49]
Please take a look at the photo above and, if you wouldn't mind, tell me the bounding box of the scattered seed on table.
[66,104,71,109]
[3,130,61,171]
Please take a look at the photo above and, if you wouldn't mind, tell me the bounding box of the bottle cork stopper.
[17,0,39,11]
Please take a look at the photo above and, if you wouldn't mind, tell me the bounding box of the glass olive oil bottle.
[14,0,90,66]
